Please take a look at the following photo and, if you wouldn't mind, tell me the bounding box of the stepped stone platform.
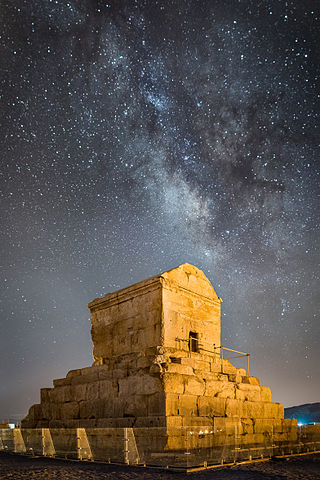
[22,263,297,450]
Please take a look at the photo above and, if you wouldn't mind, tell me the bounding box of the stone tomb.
[22,263,296,451]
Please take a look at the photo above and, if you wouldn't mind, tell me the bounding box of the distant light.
[297,422,304,426]
[8,424,15,429]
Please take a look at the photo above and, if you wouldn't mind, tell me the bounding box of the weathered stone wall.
[89,263,221,365]
[161,264,221,352]
[89,280,163,364]
[22,364,167,429]
[162,354,297,445]
[22,354,297,447]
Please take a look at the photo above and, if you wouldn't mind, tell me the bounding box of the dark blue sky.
[0,0,319,420]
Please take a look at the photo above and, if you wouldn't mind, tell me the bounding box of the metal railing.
[216,345,250,376]
[1,425,319,470]
[175,337,250,375]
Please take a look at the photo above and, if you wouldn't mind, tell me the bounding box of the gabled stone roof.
[88,263,221,309]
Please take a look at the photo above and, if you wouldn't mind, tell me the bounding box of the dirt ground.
[0,452,319,480]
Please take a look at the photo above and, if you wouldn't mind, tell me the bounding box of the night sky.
[1,0,319,421]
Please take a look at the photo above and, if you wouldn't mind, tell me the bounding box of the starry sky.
[1,0,319,421]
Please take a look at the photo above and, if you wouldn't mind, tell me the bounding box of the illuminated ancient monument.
[22,263,296,451]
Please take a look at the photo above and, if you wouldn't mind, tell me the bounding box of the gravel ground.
[0,452,319,480]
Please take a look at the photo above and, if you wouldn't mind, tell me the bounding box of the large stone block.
[49,386,72,403]
[243,401,264,418]
[70,383,87,402]
[112,398,124,417]
[221,359,237,375]
[242,376,260,385]
[282,418,297,431]
[178,394,198,416]
[66,369,82,378]
[192,359,211,371]
[253,419,274,434]
[53,378,70,387]
[61,402,79,420]
[242,401,283,420]
[228,373,242,383]
[80,366,97,376]
[216,382,235,399]
[96,418,134,428]
[123,394,148,417]
[260,386,272,402]
[71,371,99,385]
[198,396,226,417]
[111,368,127,379]
[204,379,225,396]
[166,416,182,427]
[98,380,114,399]
[165,393,179,416]
[42,403,66,421]
[277,403,284,418]
[118,376,136,396]
[263,402,283,419]
[204,372,219,382]
[136,355,151,370]
[46,403,61,420]
[134,416,166,427]
[282,419,297,441]
[86,382,100,401]
[210,361,222,373]
[28,403,42,421]
[166,434,185,451]
[167,363,194,375]
[214,417,242,435]
[77,419,98,428]
[41,402,51,419]
[182,416,213,427]
[225,398,243,418]
[48,419,79,428]
[40,388,52,403]
[148,392,165,416]
[140,375,162,395]
[119,374,162,397]
[270,419,283,433]
[204,377,235,398]
[240,432,267,445]
[162,373,184,394]
[235,384,261,402]
[79,399,105,419]
[184,375,205,395]
[217,373,229,382]
[300,423,320,441]
[97,365,112,380]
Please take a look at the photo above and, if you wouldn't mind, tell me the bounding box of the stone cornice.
[88,276,162,311]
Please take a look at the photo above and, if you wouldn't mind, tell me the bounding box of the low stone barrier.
[1,425,320,468]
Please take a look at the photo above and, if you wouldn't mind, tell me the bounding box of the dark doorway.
[189,331,199,352]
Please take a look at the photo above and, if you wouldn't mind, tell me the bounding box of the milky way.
[0,0,319,420]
